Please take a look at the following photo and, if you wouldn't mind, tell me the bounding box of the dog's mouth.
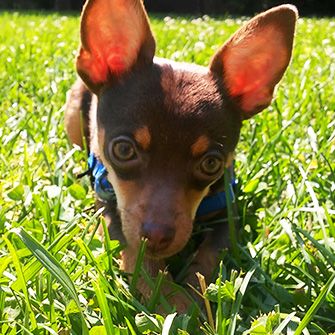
[144,237,190,259]
[144,246,188,260]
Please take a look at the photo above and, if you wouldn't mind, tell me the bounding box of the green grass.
[1,10,335,335]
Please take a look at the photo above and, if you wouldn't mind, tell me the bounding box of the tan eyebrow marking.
[134,126,151,150]
[191,135,210,156]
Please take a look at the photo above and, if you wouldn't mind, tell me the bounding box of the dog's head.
[76,0,297,258]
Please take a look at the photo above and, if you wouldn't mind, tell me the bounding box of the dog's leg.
[64,78,91,148]
[121,248,165,299]
[121,248,191,312]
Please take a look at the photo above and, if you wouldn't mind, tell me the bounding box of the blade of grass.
[100,213,116,276]
[197,272,214,330]
[294,272,335,335]
[273,312,296,335]
[75,237,107,279]
[130,238,147,294]
[140,268,171,312]
[310,322,327,335]
[294,227,335,268]
[305,181,329,247]
[92,275,115,335]
[147,270,167,312]
[224,167,238,260]
[124,317,138,335]
[227,268,255,335]
[323,204,335,238]
[75,237,138,315]
[12,215,81,291]
[162,312,177,335]
[37,323,58,335]
[216,261,224,335]
[13,228,89,334]
[10,321,35,335]
[3,234,37,330]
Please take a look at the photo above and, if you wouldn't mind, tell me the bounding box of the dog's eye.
[114,141,136,161]
[198,154,224,177]
[110,137,137,162]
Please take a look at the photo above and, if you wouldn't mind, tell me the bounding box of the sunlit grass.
[0,11,334,334]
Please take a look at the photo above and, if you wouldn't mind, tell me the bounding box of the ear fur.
[210,4,298,118]
[77,0,155,93]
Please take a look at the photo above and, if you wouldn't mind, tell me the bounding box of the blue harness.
[88,153,236,218]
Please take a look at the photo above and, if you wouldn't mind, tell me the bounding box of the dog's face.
[76,0,297,258]
[96,66,241,257]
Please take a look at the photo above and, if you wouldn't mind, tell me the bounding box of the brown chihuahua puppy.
[65,0,297,310]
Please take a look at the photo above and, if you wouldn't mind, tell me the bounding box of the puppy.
[65,0,297,310]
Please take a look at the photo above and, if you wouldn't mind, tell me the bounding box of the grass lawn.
[0,10,335,335]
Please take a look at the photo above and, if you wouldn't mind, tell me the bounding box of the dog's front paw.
[153,283,193,314]
[165,291,191,314]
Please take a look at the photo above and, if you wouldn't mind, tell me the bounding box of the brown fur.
[64,1,298,312]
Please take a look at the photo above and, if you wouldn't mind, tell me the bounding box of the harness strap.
[87,154,116,202]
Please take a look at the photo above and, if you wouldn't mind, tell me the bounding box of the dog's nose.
[141,222,175,251]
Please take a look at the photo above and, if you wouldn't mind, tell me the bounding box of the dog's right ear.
[77,0,155,93]
[210,5,297,119]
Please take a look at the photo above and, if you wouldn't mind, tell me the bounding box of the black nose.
[141,222,175,252]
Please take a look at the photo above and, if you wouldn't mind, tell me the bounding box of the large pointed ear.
[77,0,156,93]
[210,5,298,119]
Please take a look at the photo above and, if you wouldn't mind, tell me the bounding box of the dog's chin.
[145,240,190,259]
[145,249,177,260]
[146,251,177,260]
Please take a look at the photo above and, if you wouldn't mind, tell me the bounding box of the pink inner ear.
[94,38,130,76]
[79,49,108,83]
[78,0,147,84]
[229,55,272,96]
[107,47,127,73]
[223,26,289,113]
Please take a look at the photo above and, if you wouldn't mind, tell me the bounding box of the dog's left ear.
[76,0,155,93]
[210,5,298,119]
